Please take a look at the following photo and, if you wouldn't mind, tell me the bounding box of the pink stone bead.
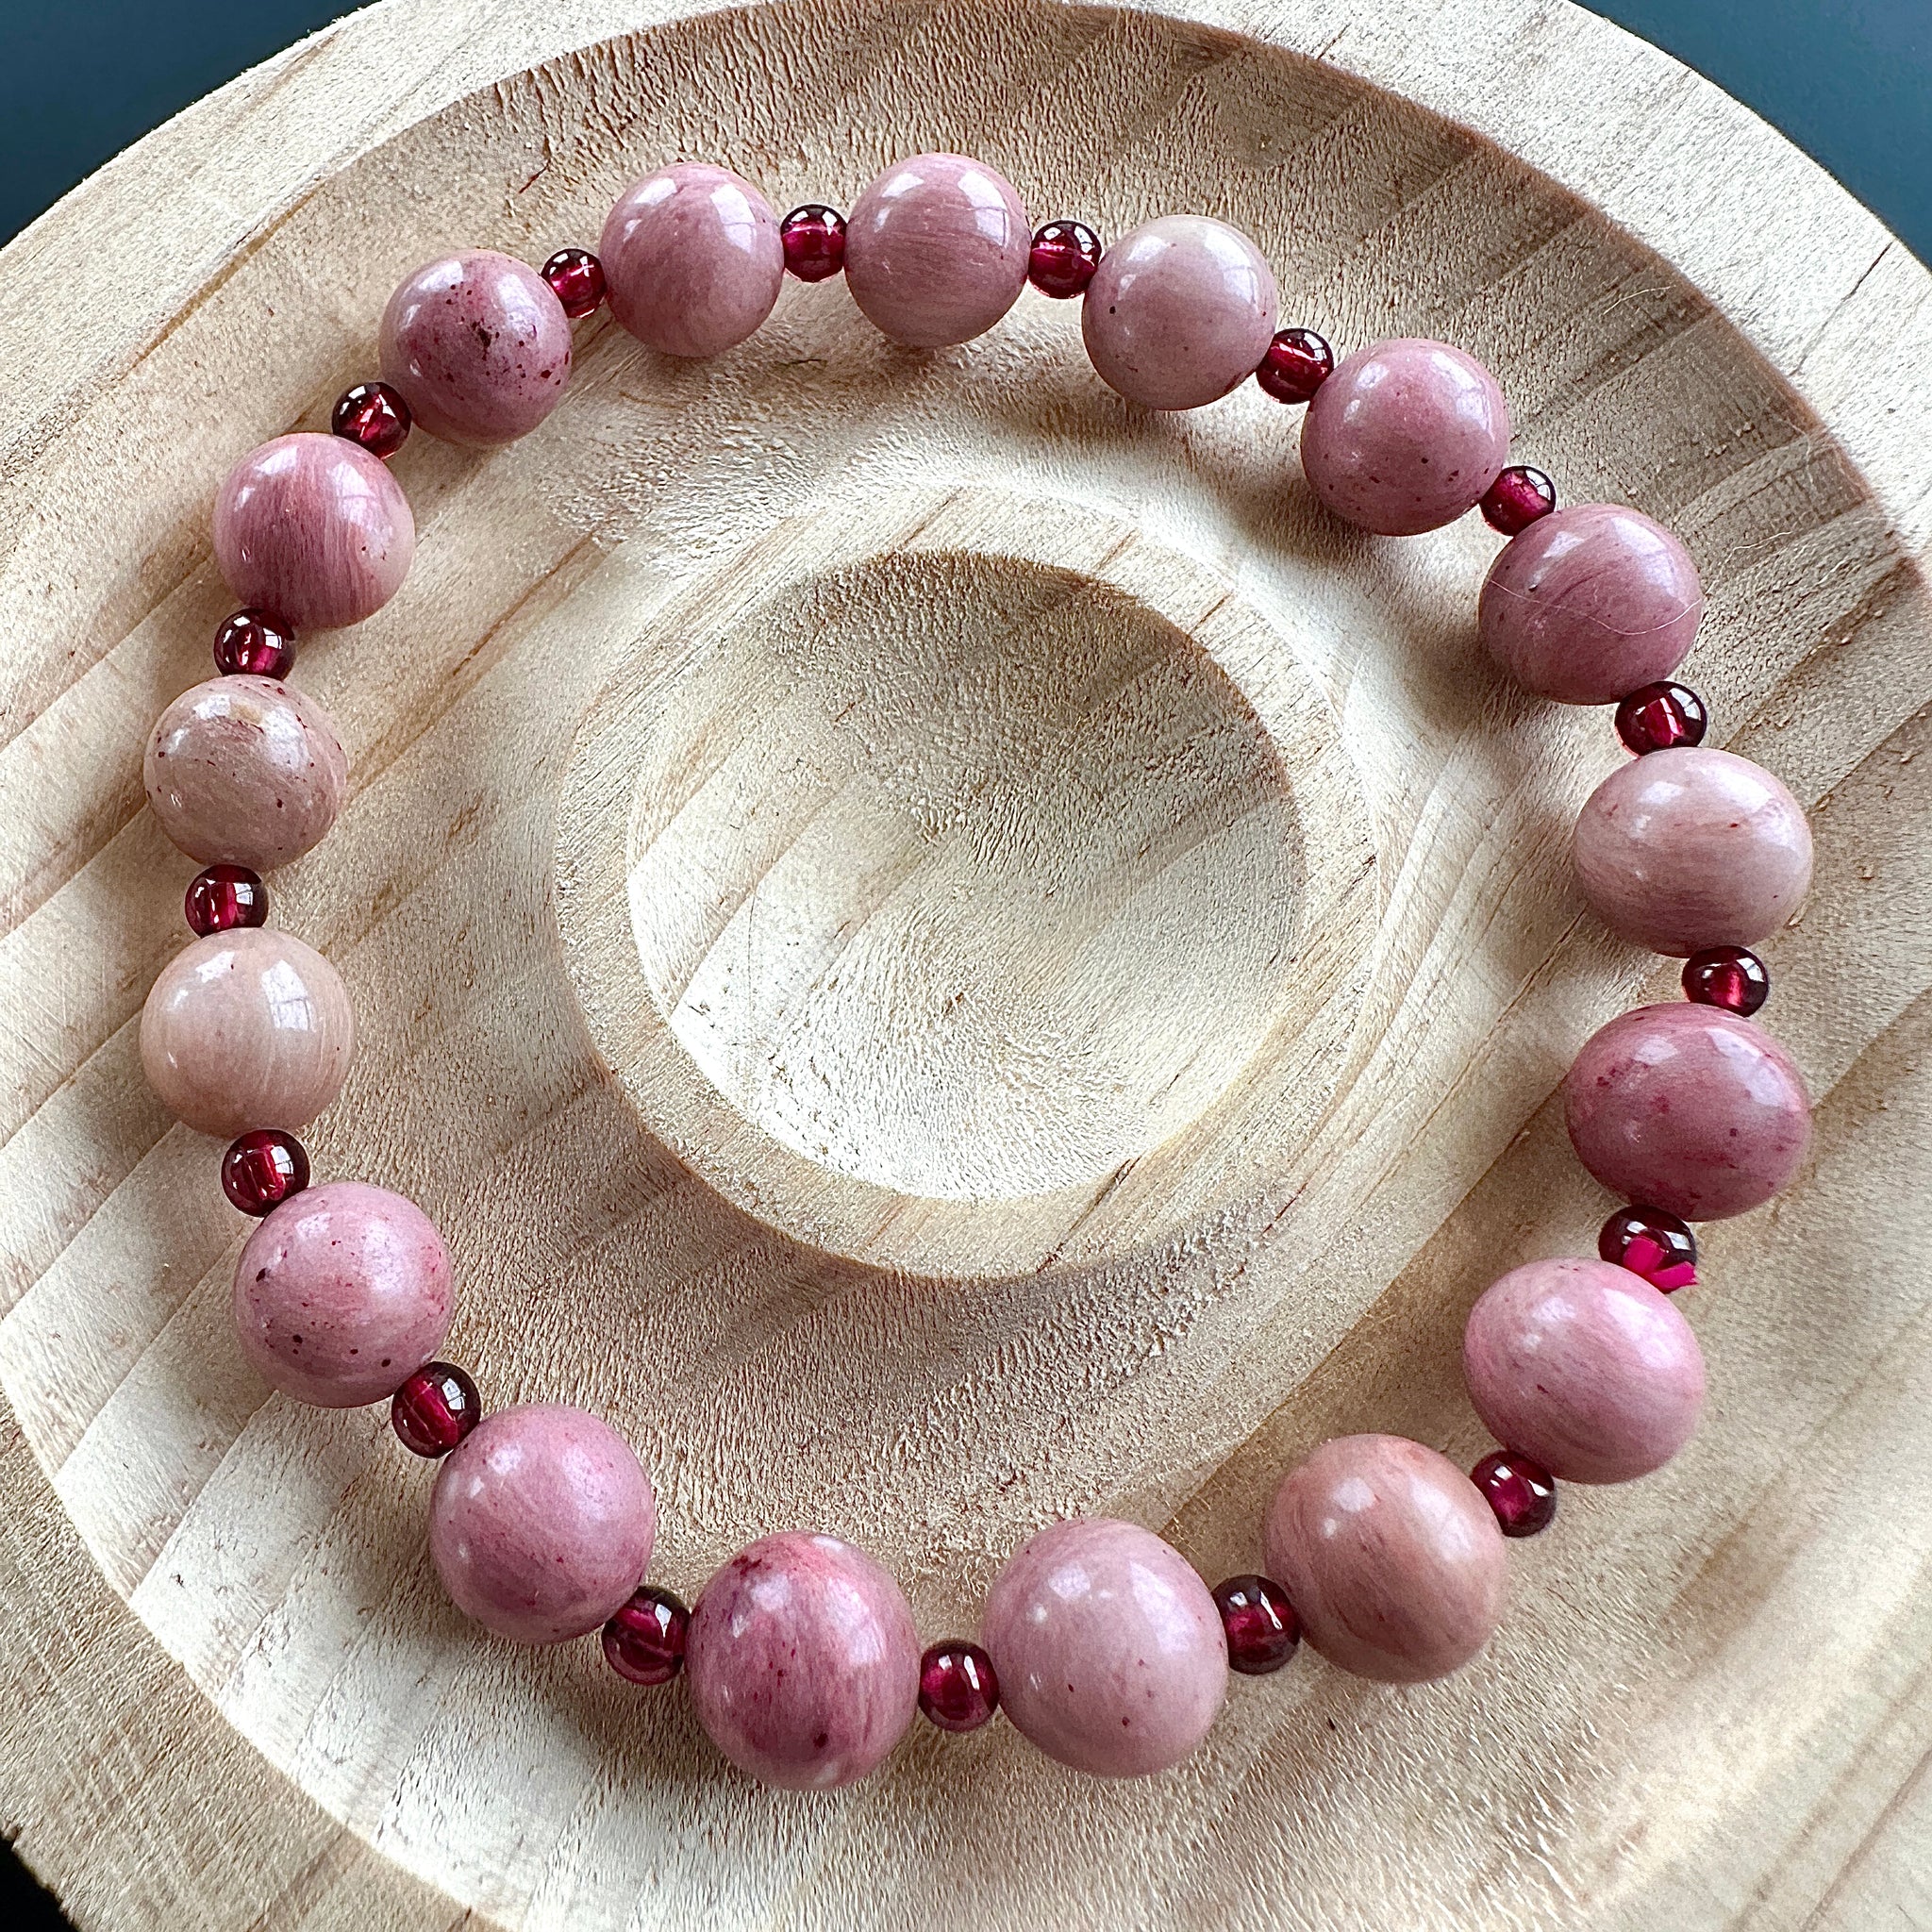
[980,1517,1226,1777]
[1574,746,1813,956]
[141,927,355,1139]
[213,433,414,632]
[430,1406,656,1644]
[143,675,347,874]
[600,163,785,358]
[378,250,572,447]
[1300,338,1510,535]
[1463,1257,1707,1484]
[1080,216,1278,411]
[1565,1003,1812,1220]
[686,1531,920,1789]
[1480,503,1704,703]
[1262,1434,1507,1683]
[843,152,1031,349]
[232,1181,454,1408]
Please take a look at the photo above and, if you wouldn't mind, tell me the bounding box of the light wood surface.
[3,1,1930,1927]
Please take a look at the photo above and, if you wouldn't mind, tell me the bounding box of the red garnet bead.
[330,380,412,460]
[1598,1205,1699,1291]
[184,862,267,936]
[1615,680,1708,755]
[1683,943,1770,1016]
[1211,1574,1301,1674]
[390,1361,482,1457]
[780,205,847,282]
[1027,219,1102,299]
[541,246,608,319]
[603,1586,691,1685]
[1471,1450,1558,1538]
[212,608,295,680]
[220,1127,309,1216]
[918,1640,1000,1731]
[1480,463,1557,536]
[1255,326,1334,405]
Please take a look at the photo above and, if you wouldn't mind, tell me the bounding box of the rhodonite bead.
[1616,679,1709,755]
[429,1406,657,1644]
[1081,215,1278,410]
[1565,1003,1812,1219]
[214,433,414,632]
[141,927,355,1138]
[233,1181,454,1407]
[1480,463,1557,536]
[391,1360,482,1457]
[1574,746,1813,955]
[145,675,347,873]
[844,153,1031,348]
[918,1641,1000,1731]
[1481,504,1703,704]
[980,1517,1226,1777]
[1263,1435,1506,1683]
[379,250,572,446]
[1470,1450,1557,1537]
[1684,943,1770,1015]
[212,609,294,679]
[1027,219,1101,298]
[686,1531,920,1788]
[541,246,607,318]
[1254,325,1333,405]
[1211,1574,1300,1674]
[184,862,267,936]
[779,205,846,282]
[1598,1205,1699,1291]
[329,380,411,459]
[1301,338,1510,535]
[221,1126,308,1215]
[1463,1258,1706,1484]
[603,1585,691,1685]
[601,163,785,358]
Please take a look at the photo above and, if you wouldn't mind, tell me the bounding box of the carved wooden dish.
[4,1,1931,1927]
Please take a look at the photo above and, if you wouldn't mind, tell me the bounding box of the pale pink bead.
[141,927,355,1139]
[1574,746,1813,956]
[1463,1258,1706,1483]
[213,433,414,631]
[1263,1434,1507,1683]
[430,1406,656,1644]
[1080,215,1278,410]
[1300,338,1510,535]
[143,675,346,873]
[378,250,572,446]
[600,163,784,358]
[843,152,1030,349]
[1480,503,1703,703]
[686,1532,920,1789]
[980,1517,1226,1776]
[233,1181,453,1408]
[1565,1003,1812,1219]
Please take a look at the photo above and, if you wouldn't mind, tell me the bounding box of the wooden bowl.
[3,1,1930,1926]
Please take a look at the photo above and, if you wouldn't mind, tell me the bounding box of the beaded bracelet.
[138,151,1814,1790]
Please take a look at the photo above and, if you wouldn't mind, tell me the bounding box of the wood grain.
[2,1,1929,1927]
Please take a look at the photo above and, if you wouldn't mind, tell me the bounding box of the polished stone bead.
[1254,325,1333,405]
[391,1360,482,1458]
[1616,679,1709,755]
[918,1640,1000,1731]
[184,862,267,937]
[1683,943,1770,1016]
[603,1585,691,1685]
[1211,1574,1301,1674]
[779,205,846,282]
[1469,1450,1557,1537]
[1026,219,1101,298]
[1597,1205,1699,1291]
[1479,463,1557,536]
[329,380,411,460]
[541,246,608,318]
[212,609,294,680]
[220,1126,308,1216]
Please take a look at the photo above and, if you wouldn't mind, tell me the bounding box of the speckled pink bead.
[1263,1434,1507,1683]
[1566,1003,1812,1219]
[430,1406,656,1644]
[233,1181,453,1408]
[600,163,785,358]
[1480,503,1703,704]
[143,675,346,874]
[686,1532,920,1789]
[141,926,355,1139]
[378,250,572,446]
[1574,746,1813,956]
[980,1518,1226,1777]
[843,152,1030,349]
[213,433,414,631]
[1463,1258,1707,1484]
[1300,338,1511,535]
[1080,215,1279,411]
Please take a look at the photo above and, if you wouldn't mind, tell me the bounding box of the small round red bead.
[1598,1205,1699,1291]
[541,247,608,319]
[1471,1450,1557,1538]
[780,205,847,283]
[1683,943,1770,1017]
[390,1361,482,1457]
[184,862,267,937]
[918,1640,1000,1731]
[603,1586,691,1685]
[1211,1574,1301,1674]
[330,381,412,460]
[1480,463,1557,536]
[1027,220,1102,299]
[212,609,295,680]
[221,1128,308,1216]
[1254,327,1334,405]
[1615,680,1708,756]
